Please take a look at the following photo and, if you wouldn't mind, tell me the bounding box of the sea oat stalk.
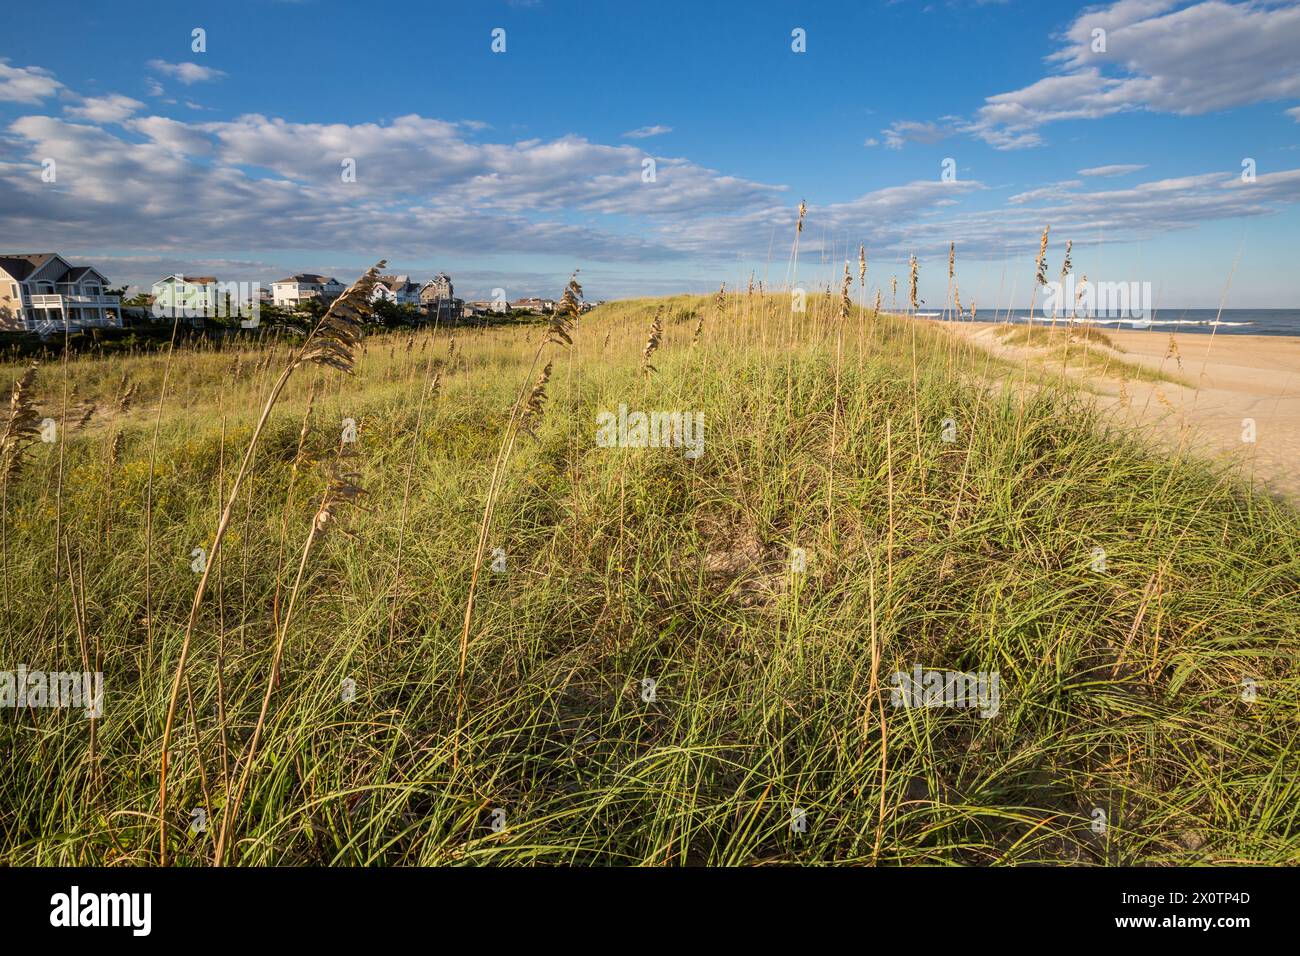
[158,260,386,863]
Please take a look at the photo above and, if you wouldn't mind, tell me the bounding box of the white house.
[0,253,121,332]
[271,273,345,308]
[371,275,422,306]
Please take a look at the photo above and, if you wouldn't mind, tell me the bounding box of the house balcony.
[30,293,122,309]
[26,294,122,330]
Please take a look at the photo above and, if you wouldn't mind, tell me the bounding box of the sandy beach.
[941,322,1300,501]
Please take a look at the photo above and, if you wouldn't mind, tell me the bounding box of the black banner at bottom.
[0,866,1278,942]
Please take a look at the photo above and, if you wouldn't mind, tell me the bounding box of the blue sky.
[2,0,1299,306]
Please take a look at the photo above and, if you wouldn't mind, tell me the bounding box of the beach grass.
[1,292,1296,865]
[992,324,1186,385]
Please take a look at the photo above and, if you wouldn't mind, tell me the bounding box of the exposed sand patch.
[940,321,1300,501]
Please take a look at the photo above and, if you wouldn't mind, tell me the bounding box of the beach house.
[512,297,556,314]
[420,272,463,321]
[151,274,220,325]
[0,253,121,332]
[371,275,423,306]
[271,273,345,308]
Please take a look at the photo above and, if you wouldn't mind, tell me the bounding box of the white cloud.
[147,59,227,85]
[0,60,62,103]
[0,110,773,264]
[79,253,285,293]
[8,98,1299,271]
[196,113,779,217]
[4,68,1300,288]
[670,165,1300,266]
[882,1,1300,150]
[1287,106,1300,122]
[64,94,145,124]
[882,119,956,150]
[623,125,672,139]
[125,116,214,155]
[660,180,984,257]
[1009,181,1084,204]
[1078,164,1148,177]
[895,167,1300,260]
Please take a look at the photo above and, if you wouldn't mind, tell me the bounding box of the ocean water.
[929,309,1300,337]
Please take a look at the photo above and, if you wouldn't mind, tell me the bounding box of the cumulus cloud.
[192,113,779,217]
[989,0,1300,145]
[0,109,772,265]
[147,59,227,84]
[0,60,62,103]
[64,94,145,124]
[125,116,215,155]
[877,1,1300,150]
[7,96,1300,273]
[5,59,1300,292]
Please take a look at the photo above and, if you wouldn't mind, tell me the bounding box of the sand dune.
[943,322,1300,501]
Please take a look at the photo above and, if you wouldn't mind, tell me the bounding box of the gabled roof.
[378,275,418,291]
[0,253,64,282]
[156,274,217,285]
[0,254,110,286]
[274,273,338,285]
[63,266,110,284]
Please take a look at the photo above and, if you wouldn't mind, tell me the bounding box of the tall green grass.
[1,294,1296,865]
